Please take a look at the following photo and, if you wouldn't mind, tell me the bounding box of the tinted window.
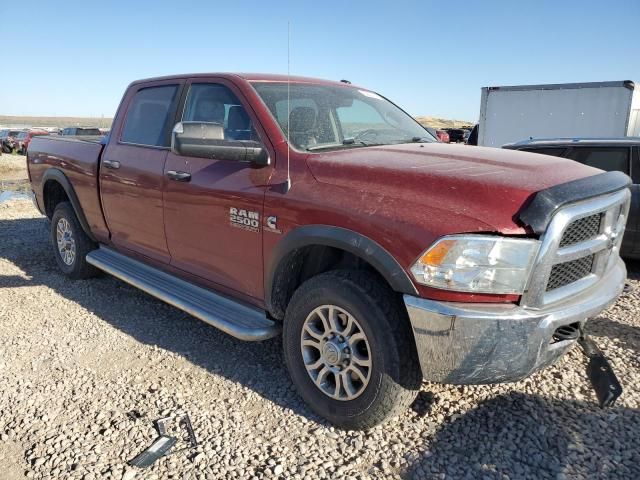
[565,147,630,174]
[121,85,178,147]
[77,128,101,135]
[632,147,640,184]
[520,147,566,158]
[182,83,257,142]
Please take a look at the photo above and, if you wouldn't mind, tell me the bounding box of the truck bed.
[28,135,109,241]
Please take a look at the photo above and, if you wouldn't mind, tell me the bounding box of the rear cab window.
[121,85,179,147]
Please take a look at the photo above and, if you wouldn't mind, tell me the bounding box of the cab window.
[121,85,179,147]
[182,83,258,142]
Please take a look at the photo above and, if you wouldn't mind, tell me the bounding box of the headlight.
[410,235,540,294]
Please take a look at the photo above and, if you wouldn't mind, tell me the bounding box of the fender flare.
[41,168,96,241]
[265,225,418,314]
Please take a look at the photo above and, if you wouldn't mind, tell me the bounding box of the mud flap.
[578,336,623,408]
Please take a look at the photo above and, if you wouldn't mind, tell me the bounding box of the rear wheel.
[51,202,99,279]
[283,270,422,429]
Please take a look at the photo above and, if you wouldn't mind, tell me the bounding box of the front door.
[163,80,273,300]
[100,81,182,264]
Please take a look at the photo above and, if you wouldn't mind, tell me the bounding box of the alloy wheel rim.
[56,218,76,266]
[300,305,372,401]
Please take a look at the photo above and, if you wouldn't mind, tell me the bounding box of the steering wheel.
[353,129,381,142]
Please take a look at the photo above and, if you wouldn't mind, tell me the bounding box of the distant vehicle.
[0,129,23,153]
[462,129,471,142]
[421,126,441,142]
[61,127,103,136]
[435,129,450,143]
[466,124,479,145]
[503,137,640,258]
[445,128,466,143]
[15,129,50,154]
[479,80,640,147]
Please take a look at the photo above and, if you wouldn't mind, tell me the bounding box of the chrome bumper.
[404,258,626,384]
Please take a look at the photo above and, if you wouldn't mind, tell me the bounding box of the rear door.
[100,80,183,263]
[564,146,638,254]
[163,78,274,300]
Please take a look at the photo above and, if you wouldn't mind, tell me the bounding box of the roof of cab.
[503,137,640,149]
[129,73,360,88]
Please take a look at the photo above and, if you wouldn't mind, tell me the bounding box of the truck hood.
[306,143,601,234]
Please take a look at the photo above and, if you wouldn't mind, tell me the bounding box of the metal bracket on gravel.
[578,335,623,408]
[128,413,198,468]
[156,413,198,451]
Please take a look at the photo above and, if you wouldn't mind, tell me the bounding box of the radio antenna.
[285,21,292,192]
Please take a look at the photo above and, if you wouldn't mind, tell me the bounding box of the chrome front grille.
[546,255,595,291]
[522,189,630,308]
[559,214,602,247]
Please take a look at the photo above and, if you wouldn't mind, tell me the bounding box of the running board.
[86,247,280,341]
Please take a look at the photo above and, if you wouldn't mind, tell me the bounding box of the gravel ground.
[0,198,639,480]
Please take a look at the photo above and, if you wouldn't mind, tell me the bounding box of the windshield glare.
[251,82,435,151]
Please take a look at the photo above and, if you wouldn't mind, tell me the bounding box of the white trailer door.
[480,85,634,147]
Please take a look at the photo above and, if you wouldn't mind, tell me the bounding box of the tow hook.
[578,335,623,408]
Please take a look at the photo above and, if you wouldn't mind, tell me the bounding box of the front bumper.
[404,257,626,384]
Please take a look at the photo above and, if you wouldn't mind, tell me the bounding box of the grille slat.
[559,213,602,247]
[546,255,595,291]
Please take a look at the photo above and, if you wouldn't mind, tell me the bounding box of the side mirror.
[171,122,269,165]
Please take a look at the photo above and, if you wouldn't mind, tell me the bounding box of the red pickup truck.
[28,73,631,429]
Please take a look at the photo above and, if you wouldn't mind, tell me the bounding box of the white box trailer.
[478,80,640,147]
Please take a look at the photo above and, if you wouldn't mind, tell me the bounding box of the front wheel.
[283,270,422,430]
[50,202,99,279]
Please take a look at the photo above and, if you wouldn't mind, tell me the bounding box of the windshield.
[251,82,435,151]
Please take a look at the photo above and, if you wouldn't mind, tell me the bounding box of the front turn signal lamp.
[410,235,540,294]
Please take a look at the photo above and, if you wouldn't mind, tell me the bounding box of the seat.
[226,105,252,141]
[289,106,318,148]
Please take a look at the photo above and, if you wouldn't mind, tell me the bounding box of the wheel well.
[269,245,389,320]
[43,180,69,219]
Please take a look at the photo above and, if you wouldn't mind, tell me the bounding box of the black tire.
[50,202,99,279]
[283,270,422,430]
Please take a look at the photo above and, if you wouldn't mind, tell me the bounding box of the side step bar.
[86,247,280,341]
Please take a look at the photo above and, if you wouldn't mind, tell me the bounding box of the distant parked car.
[436,129,450,143]
[466,124,479,145]
[0,129,24,153]
[61,127,103,136]
[503,137,640,258]
[422,126,442,142]
[15,130,50,154]
[445,128,466,143]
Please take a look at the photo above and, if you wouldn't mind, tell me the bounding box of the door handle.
[103,159,120,169]
[167,170,191,182]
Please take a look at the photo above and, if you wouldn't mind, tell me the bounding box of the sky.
[1,0,638,121]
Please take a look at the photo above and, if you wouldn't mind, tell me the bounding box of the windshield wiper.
[306,141,383,152]
[388,136,436,145]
